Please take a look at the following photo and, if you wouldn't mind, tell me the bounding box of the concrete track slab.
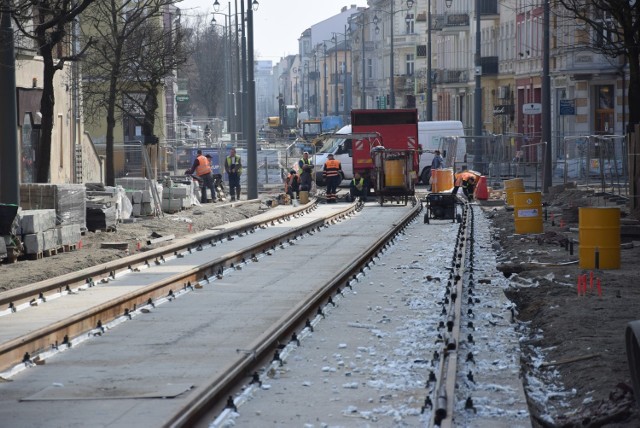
[0,203,413,428]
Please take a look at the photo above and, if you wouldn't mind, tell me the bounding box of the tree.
[557,1,640,127]
[81,0,178,186]
[11,0,96,183]
[180,15,229,118]
[121,11,189,147]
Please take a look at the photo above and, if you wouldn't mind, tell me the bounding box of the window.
[405,53,414,76]
[405,13,414,34]
[367,58,373,79]
[595,10,616,47]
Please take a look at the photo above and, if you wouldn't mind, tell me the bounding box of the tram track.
[0,196,503,428]
[0,200,359,374]
[165,199,421,427]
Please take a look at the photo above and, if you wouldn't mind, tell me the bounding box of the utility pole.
[426,0,433,120]
[0,2,19,205]
[542,0,552,193]
[390,0,395,108]
[361,12,366,109]
[246,0,257,199]
[473,0,483,172]
[240,0,247,145]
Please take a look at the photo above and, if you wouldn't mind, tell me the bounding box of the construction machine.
[265,96,298,142]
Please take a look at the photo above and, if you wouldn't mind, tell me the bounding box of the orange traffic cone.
[474,175,488,200]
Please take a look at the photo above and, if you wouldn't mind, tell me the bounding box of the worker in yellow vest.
[225,148,242,201]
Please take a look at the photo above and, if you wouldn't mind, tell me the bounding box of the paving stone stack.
[19,209,60,257]
[85,184,119,232]
[115,178,158,217]
[161,183,192,214]
[19,183,86,231]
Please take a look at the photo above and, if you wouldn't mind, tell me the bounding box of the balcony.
[436,69,468,84]
[479,0,498,17]
[395,75,415,91]
[480,56,499,76]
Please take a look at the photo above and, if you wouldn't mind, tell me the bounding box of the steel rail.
[0,200,318,312]
[164,198,423,427]
[0,201,357,373]
[430,202,471,427]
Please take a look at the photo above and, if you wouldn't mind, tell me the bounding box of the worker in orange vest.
[190,149,216,203]
[322,153,342,203]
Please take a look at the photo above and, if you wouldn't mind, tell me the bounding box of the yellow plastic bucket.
[504,178,525,206]
[431,168,454,193]
[514,191,543,234]
[384,160,404,187]
[299,191,309,204]
[579,207,620,269]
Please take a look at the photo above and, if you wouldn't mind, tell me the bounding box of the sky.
[177,0,368,62]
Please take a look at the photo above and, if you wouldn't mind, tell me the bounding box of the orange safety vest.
[195,155,211,176]
[323,159,341,177]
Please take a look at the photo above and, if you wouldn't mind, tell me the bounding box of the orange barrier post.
[78,240,83,250]
[474,176,488,200]
[596,278,602,297]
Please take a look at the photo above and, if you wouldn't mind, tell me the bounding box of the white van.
[314,125,352,184]
[418,121,466,183]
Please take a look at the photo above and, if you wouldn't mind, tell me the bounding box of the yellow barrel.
[431,168,454,193]
[384,159,404,187]
[504,178,525,206]
[514,191,543,234]
[579,207,620,269]
[299,191,309,204]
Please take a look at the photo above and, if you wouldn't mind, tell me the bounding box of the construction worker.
[348,171,367,202]
[190,150,216,203]
[225,147,242,201]
[298,151,313,174]
[299,164,313,192]
[453,171,475,201]
[429,150,445,191]
[322,153,342,203]
[285,169,300,201]
[462,176,476,201]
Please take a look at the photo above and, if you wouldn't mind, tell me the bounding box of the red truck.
[350,109,420,201]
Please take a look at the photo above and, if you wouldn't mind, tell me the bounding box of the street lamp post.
[359,14,366,108]
[374,0,413,110]
[216,0,259,197]
[304,62,309,115]
[473,0,483,172]
[331,35,338,115]
[332,28,349,120]
[246,0,258,199]
[211,10,232,133]
[323,43,328,117]
[426,0,432,120]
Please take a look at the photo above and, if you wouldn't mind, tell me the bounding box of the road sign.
[522,103,542,115]
[176,94,190,102]
[559,99,576,115]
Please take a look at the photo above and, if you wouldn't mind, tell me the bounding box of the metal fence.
[458,133,628,195]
